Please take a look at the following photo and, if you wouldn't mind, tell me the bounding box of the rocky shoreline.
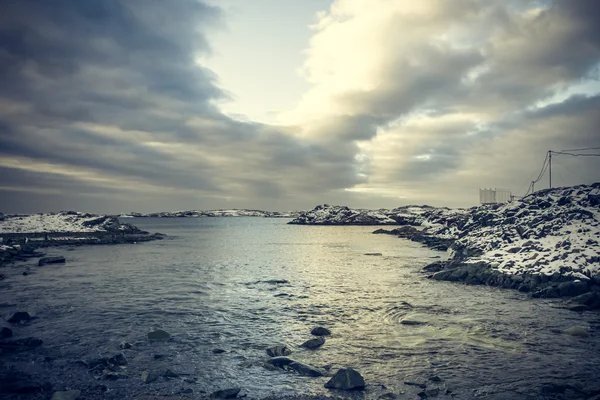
[0,212,165,267]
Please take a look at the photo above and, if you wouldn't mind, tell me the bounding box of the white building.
[479,188,512,205]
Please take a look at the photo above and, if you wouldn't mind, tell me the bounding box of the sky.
[0,0,599,214]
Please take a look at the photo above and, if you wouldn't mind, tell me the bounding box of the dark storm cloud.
[0,0,366,213]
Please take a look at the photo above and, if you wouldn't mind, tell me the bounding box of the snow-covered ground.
[0,212,136,234]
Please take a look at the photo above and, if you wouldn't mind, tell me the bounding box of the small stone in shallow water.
[213,348,227,354]
[147,329,171,341]
[311,326,331,336]
[324,368,365,390]
[51,390,81,400]
[153,353,166,359]
[400,319,426,326]
[7,311,31,324]
[301,336,325,349]
[211,387,241,398]
[119,341,132,349]
[429,375,443,383]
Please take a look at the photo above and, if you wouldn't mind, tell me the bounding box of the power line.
[560,146,600,152]
[552,151,600,157]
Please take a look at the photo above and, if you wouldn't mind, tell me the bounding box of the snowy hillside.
[449,184,600,279]
[0,211,143,234]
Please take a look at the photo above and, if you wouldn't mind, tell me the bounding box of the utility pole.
[531,180,535,193]
[548,150,552,189]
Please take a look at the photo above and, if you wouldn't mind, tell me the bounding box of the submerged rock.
[38,256,66,266]
[300,336,325,349]
[266,345,292,357]
[311,326,331,336]
[324,368,365,390]
[147,329,171,341]
[51,390,81,400]
[119,341,133,349]
[7,311,31,324]
[211,387,241,398]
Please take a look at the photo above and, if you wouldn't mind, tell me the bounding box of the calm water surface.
[1,218,599,399]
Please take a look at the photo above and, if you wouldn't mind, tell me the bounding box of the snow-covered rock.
[425,183,600,303]
[0,211,143,234]
[289,204,398,225]
[289,204,468,227]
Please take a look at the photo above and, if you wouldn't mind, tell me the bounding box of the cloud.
[0,0,367,213]
[0,0,599,213]
[283,0,600,207]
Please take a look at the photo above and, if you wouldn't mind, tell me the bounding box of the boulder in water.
[310,327,331,336]
[300,336,325,349]
[7,311,31,324]
[324,368,365,390]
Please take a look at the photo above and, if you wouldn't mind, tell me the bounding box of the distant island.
[118,209,303,218]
